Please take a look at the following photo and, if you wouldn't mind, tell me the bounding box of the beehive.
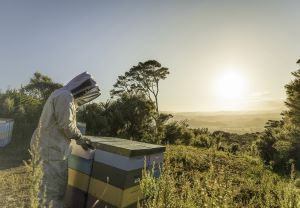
[86,137,165,208]
[65,136,165,208]
[0,119,14,147]
[64,141,95,208]
[65,123,93,208]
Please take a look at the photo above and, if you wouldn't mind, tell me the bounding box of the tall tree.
[284,60,300,121]
[21,72,63,102]
[111,60,169,114]
[78,94,157,142]
[279,59,300,168]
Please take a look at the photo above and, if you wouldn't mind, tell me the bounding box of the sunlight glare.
[215,70,246,100]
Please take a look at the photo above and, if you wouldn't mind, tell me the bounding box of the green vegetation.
[141,145,300,208]
[254,63,300,173]
[0,72,62,158]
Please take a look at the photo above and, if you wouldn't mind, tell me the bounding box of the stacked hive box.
[65,136,165,208]
[86,137,165,208]
[65,123,93,208]
[0,119,14,147]
[64,141,95,208]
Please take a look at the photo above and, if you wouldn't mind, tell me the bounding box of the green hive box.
[86,136,165,208]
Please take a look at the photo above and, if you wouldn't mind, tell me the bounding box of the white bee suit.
[31,72,100,208]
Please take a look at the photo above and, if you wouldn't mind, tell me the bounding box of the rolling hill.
[169,111,283,133]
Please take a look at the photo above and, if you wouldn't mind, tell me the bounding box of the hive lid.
[87,136,166,157]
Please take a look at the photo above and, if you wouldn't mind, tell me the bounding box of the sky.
[0,0,299,112]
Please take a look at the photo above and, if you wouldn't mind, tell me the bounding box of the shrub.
[140,145,300,208]
[163,121,194,145]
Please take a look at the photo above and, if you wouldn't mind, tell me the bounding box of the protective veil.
[30,72,100,208]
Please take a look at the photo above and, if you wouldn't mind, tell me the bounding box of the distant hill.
[167,111,283,134]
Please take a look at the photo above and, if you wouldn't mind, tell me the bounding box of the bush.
[163,121,194,145]
[230,143,240,154]
[190,134,211,148]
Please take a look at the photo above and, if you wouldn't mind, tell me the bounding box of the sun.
[215,70,246,100]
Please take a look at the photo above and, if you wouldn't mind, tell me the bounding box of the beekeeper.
[30,72,100,208]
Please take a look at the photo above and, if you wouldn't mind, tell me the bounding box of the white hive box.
[0,119,14,147]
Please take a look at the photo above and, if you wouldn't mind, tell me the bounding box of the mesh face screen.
[71,79,94,97]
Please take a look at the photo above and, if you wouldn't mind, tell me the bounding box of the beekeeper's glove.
[76,136,94,150]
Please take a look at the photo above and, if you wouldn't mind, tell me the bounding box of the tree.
[113,94,156,141]
[78,95,158,142]
[256,59,300,172]
[281,59,300,169]
[2,97,15,114]
[0,72,62,150]
[111,60,169,114]
[283,60,300,125]
[21,72,62,102]
[77,102,113,136]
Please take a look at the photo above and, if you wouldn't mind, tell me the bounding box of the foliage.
[253,59,300,172]
[141,145,300,208]
[21,72,62,102]
[163,121,194,145]
[78,94,157,142]
[0,72,62,152]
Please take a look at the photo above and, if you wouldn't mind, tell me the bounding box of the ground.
[0,139,30,208]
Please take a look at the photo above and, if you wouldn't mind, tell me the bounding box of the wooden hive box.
[86,136,165,208]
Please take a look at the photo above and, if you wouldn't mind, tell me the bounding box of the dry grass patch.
[0,166,30,208]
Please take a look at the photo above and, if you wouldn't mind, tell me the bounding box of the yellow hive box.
[88,178,143,208]
[68,168,90,192]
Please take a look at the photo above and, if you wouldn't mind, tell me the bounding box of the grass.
[0,166,30,207]
[0,134,31,207]
[140,145,300,208]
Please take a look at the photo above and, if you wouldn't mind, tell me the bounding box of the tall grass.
[140,145,300,208]
[23,122,48,208]
[1,143,300,208]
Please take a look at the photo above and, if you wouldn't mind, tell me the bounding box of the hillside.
[170,111,283,133]
[1,142,299,208]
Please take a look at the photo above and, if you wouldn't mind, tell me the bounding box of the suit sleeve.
[53,92,82,140]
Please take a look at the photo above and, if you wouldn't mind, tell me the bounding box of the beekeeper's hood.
[63,72,101,105]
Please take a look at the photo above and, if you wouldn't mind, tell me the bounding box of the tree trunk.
[155,95,159,115]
